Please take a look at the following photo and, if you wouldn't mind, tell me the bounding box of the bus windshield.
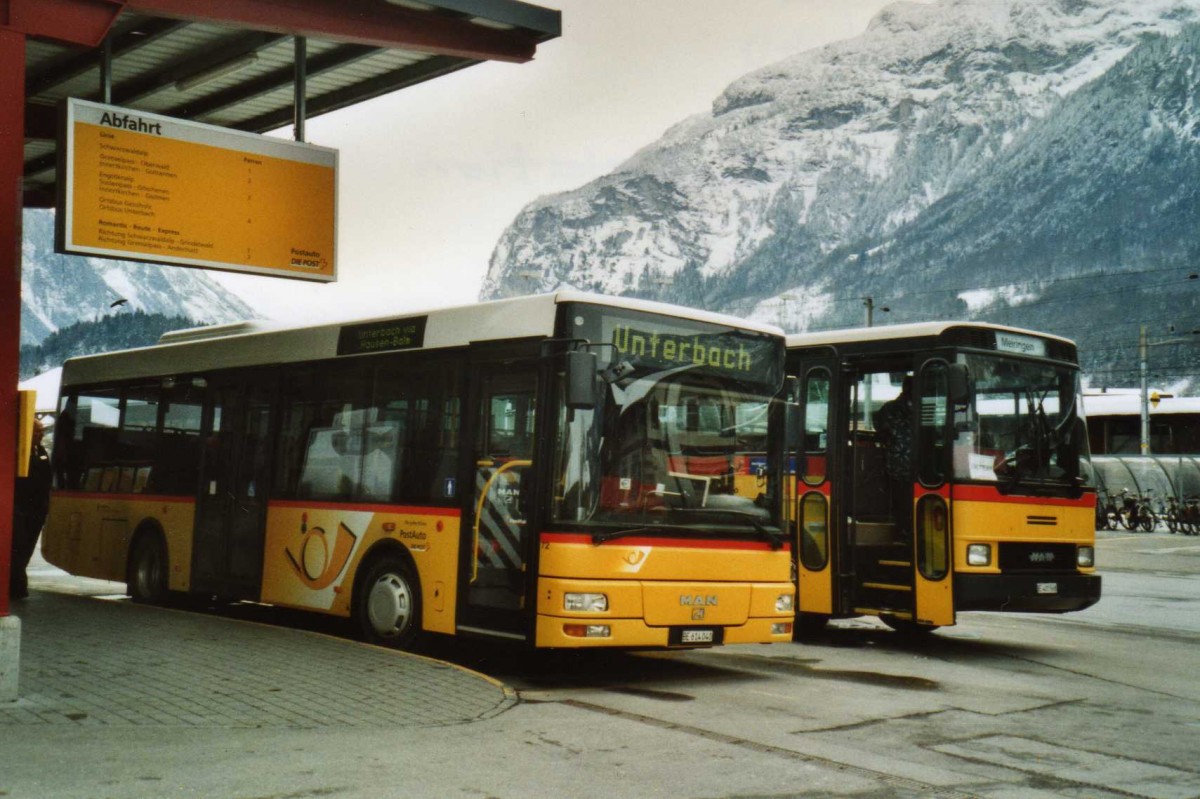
[553,305,783,538]
[954,353,1089,493]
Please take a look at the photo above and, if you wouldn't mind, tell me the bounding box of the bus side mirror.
[947,363,971,405]
[566,350,598,409]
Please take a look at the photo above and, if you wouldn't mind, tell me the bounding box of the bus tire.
[880,615,938,636]
[127,534,168,605]
[355,554,422,649]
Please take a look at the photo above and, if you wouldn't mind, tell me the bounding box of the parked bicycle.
[1095,488,1118,531]
[1163,493,1183,533]
[1179,495,1200,536]
[1118,488,1157,532]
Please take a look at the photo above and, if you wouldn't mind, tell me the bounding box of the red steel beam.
[125,0,540,62]
[1,0,125,46]
[0,27,25,616]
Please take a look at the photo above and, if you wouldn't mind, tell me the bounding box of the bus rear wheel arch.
[127,528,168,604]
[354,552,422,650]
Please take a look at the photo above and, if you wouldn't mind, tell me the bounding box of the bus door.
[788,361,837,623]
[192,373,275,599]
[842,366,917,621]
[459,359,540,641]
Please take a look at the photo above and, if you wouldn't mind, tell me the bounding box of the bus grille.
[998,543,1077,573]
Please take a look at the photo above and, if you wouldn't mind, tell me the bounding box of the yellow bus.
[785,322,1100,634]
[42,292,794,649]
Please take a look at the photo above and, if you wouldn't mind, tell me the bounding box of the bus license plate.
[681,629,714,644]
[1037,582,1058,595]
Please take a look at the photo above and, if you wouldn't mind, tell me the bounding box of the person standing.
[10,418,51,600]
[875,376,914,542]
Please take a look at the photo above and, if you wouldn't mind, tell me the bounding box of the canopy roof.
[21,0,561,206]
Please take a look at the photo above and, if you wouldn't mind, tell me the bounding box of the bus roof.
[61,291,783,389]
[785,321,1075,350]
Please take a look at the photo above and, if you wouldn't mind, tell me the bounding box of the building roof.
[1083,390,1200,416]
[22,0,561,207]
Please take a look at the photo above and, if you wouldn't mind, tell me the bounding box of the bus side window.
[119,384,161,492]
[67,388,122,491]
[157,382,204,495]
[280,365,372,501]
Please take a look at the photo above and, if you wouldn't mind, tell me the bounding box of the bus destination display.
[337,316,428,356]
[57,99,337,282]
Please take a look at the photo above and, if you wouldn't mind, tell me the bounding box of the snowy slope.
[481,0,1200,386]
[21,210,257,346]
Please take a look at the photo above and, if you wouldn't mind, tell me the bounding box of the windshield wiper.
[688,508,786,550]
[749,517,786,551]
[589,517,785,550]
[591,526,662,545]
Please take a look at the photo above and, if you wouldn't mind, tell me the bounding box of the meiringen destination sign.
[57,99,337,281]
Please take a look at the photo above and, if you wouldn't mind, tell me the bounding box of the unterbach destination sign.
[57,99,337,282]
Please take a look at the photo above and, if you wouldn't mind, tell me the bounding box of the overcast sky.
[214,0,907,322]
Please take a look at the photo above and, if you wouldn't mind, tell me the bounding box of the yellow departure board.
[58,99,337,282]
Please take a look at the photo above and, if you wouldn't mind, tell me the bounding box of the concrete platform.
[0,589,515,730]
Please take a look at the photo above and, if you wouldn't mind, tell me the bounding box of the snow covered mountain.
[482,0,1200,387]
[21,209,256,346]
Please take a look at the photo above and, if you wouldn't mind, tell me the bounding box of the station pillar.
[0,25,27,701]
[1,0,124,701]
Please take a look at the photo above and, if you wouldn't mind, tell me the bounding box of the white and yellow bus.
[43,292,795,649]
[785,322,1100,634]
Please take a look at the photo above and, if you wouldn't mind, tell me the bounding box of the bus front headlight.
[1077,546,1095,568]
[967,543,992,567]
[775,593,794,612]
[564,592,608,612]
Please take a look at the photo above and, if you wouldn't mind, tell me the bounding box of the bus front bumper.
[955,573,1102,613]
[534,615,793,649]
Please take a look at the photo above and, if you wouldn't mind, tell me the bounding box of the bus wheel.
[793,612,830,640]
[127,535,168,604]
[880,615,938,636]
[355,555,422,649]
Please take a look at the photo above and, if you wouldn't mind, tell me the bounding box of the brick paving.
[0,592,516,729]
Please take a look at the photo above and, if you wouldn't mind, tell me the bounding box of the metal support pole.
[862,296,888,328]
[1140,325,1150,455]
[294,36,307,143]
[99,32,113,103]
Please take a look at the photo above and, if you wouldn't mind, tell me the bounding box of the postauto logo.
[285,513,358,590]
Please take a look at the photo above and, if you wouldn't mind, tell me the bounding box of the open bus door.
[837,365,920,626]
[830,362,955,630]
[458,349,541,643]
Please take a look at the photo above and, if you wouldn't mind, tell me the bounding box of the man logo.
[1029,552,1056,564]
[680,595,718,606]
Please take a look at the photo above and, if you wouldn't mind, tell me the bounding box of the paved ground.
[1,590,514,730]
[2,534,1194,798]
